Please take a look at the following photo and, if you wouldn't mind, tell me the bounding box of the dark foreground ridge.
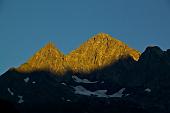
[0,34,170,113]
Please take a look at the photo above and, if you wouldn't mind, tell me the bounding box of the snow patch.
[61,97,71,102]
[74,86,125,98]
[61,83,67,86]
[24,77,30,83]
[109,88,126,98]
[32,81,36,84]
[145,88,151,92]
[66,99,71,102]
[93,90,108,97]
[72,76,98,84]
[74,86,92,96]
[18,96,24,104]
[125,94,130,97]
[7,88,14,96]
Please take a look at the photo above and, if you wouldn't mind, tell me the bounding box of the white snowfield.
[7,88,14,96]
[74,85,126,98]
[72,76,98,84]
[24,77,30,83]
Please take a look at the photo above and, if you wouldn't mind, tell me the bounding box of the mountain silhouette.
[0,33,170,113]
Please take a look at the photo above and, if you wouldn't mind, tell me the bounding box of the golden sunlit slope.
[17,42,68,74]
[66,33,141,73]
[17,33,141,75]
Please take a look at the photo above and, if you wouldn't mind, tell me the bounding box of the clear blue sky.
[0,0,170,74]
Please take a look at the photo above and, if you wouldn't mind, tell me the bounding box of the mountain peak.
[138,45,164,65]
[145,46,163,53]
[92,33,114,39]
[88,33,121,43]
[66,33,141,73]
[141,46,164,58]
[37,42,64,56]
[17,43,67,74]
[43,42,56,49]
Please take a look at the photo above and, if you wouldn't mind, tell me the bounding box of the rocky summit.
[17,33,141,74]
[66,33,140,73]
[17,42,67,74]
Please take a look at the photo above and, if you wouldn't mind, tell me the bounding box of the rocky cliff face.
[66,33,140,73]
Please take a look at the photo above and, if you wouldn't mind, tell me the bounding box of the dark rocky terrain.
[0,33,170,113]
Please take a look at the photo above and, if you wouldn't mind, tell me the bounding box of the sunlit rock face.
[66,33,141,73]
[17,42,68,75]
[16,33,141,75]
